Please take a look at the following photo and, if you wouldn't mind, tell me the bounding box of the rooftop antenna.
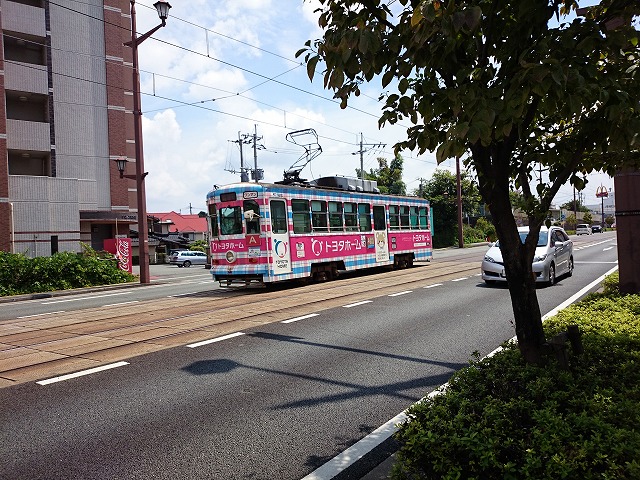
[281,128,322,184]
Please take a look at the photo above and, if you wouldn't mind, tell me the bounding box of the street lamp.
[119,0,171,284]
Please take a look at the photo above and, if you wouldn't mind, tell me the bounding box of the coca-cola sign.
[104,238,133,273]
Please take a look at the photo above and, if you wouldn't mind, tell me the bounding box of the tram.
[206,176,432,287]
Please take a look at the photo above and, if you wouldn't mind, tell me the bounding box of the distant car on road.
[576,224,592,235]
[591,224,603,233]
[169,250,207,267]
[481,226,574,286]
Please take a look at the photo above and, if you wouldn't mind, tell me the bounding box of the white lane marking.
[603,246,614,251]
[423,283,443,289]
[451,277,468,282]
[388,291,412,297]
[17,310,65,319]
[282,313,320,324]
[41,291,132,305]
[342,300,372,308]
[304,265,620,480]
[36,361,129,386]
[103,301,139,307]
[169,292,199,297]
[186,332,245,348]
[574,261,618,264]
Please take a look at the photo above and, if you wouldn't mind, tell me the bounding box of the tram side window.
[208,204,218,237]
[344,202,358,231]
[373,205,386,231]
[419,207,429,229]
[292,199,311,233]
[358,203,371,232]
[220,206,243,235]
[244,200,260,234]
[311,200,328,232]
[270,200,288,234]
[400,206,410,229]
[329,201,343,231]
[410,206,420,229]
[389,205,400,230]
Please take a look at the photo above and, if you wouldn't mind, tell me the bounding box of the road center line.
[282,313,320,324]
[343,300,373,308]
[451,277,468,282]
[17,310,65,319]
[36,361,129,386]
[388,291,412,297]
[103,301,139,307]
[186,332,245,348]
[41,291,132,305]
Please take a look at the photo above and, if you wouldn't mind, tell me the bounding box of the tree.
[560,200,589,212]
[357,153,407,194]
[419,169,481,247]
[582,211,594,224]
[299,0,640,363]
[605,215,615,227]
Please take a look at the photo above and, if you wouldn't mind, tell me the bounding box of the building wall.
[0,0,136,256]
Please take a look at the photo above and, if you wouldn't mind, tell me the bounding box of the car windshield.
[495,231,548,248]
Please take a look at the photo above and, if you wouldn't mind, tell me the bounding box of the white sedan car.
[481,226,574,286]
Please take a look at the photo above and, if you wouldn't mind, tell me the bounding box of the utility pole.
[352,133,384,190]
[456,156,463,248]
[228,131,258,182]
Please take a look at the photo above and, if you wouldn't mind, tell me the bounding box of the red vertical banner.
[104,238,133,273]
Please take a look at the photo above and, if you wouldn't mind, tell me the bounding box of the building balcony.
[2,1,46,38]
[5,61,48,95]
[6,119,51,153]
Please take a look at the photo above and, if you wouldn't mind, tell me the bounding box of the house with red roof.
[148,211,209,258]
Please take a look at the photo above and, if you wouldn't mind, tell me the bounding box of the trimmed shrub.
[0,247,136,296]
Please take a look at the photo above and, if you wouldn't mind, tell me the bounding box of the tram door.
[269,199,292,275]
[373,205,389,262]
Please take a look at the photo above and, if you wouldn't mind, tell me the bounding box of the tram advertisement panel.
[271,232,292,274]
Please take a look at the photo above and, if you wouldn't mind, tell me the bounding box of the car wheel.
[177,264,183,268]
[547,264,556,286]
[184,260,192,267]
[567,257,574,277]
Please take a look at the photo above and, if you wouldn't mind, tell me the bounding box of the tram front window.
[220,206,243,235]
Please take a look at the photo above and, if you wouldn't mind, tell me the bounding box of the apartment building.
[0,0,140,257]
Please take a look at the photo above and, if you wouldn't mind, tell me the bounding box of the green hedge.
[0,247,136,297]
[393,274,640,479]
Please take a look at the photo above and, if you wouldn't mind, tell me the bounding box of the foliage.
[417,169,481,248]
[475,217,496,242]
[0,248,136,297]
[356,153,407,195]
[393,275,640,479]
[583,211,593,224]
[299,0,640,362]
[561,199,590,213]
[189,239,208,252]
[605,215,615,227]
[462,224,485,244]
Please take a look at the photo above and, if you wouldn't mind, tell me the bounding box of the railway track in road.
[1,260,481,387]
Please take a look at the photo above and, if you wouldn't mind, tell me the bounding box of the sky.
[132,0,618,215]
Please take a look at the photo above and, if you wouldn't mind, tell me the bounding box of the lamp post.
[119,0,171,284]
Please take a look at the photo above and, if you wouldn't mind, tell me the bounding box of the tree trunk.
[487,190,547,364]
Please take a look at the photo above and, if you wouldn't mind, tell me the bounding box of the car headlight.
[533,254,548,262]
[484,255,496,263]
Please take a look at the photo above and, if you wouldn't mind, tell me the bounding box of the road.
[0,233,618,479]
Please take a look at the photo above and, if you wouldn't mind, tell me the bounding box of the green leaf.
[382,70,395,88]
[306,55,319,81]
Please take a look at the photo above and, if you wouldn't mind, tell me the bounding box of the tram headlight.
[225,250,237,263]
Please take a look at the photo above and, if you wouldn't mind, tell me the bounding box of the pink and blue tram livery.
[206,176,433,287]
